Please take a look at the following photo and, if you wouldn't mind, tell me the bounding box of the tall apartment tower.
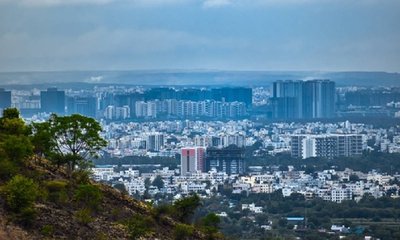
[291,134,364,159]
[272,80,335,119]
[180,147,206,175]
[146,133,164,152]
[272,80,303,119]
[0,88,12,109]
[40,88,65,114]
[302,80,335,119]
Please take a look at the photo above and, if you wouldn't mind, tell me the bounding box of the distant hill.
[0,70,399,88]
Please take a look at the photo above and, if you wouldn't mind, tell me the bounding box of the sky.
[0,0,399,72]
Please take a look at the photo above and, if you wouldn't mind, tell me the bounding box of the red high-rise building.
[180,147,205,175]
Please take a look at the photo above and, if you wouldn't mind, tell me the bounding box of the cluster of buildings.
[99,117,400,162]
[233,168,397,203]
[102,120,249,158]
[92,163,399,204]
[4,81,400,120]
[131,100,246,120]
[181,146,246,176]
[1,86,252,120]
[93,119,400,205]
[100,119,385,159]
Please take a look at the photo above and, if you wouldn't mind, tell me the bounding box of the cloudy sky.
[0,0,399,72]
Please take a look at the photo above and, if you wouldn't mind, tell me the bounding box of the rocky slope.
[0,160,207,240]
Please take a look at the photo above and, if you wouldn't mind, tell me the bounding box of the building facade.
[205,146,246,175]
[291,134,364,159]
[180,147,206,175]
[146,133,164,152]
[272,80,335,119]
[0,88,12,110]
[40,88,65,114]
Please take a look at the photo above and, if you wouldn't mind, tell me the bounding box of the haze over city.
[0,0,399,72]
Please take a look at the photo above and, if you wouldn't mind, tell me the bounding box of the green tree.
[201,213,221,238]
[1,135,33,164]
[2,108,19,119]
[144,178,151,190]
[172,194,201,223]
[0,109,33,179]
[30,121,53,158]
[33,114,106,175]
[152,175,165,189]
[0,108,30,135]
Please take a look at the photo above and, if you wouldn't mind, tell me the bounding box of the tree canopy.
[0,108,33,180]
[31,114,106,175]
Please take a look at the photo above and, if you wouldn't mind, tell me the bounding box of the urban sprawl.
[1,80,400,236]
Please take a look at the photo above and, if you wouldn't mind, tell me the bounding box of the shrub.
[74,184,102,210]
[152,204,173,222]
[200,213,221,237]
[1,135,33,165]
[126,214,154,240]
[172,195,201,223]
[75,208,93,224]
[14,207,37,226]
[71,169,91,185]
[2,175,39,212]
[45,180,68,203]
[41,225,54,236]
[174,223,194,240]
[0,159,18,180]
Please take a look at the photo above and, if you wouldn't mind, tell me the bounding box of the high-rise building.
[67,96,97,117]
[272,80,335,119]
[146,133,164,152]
[0,88,12,109]
[180,147,206,175]
[272,80,303,119]
[104,105,131,120]
[115,106,130,119]
[302,80,336,119]
[219,134,245,148]
[291,134,364,159]
[40,88,65,114]
[104,105,115,120]
[135,101,157,118]
[205,145,246,175]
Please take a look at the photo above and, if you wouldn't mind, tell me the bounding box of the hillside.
[0,159,210,240]
[0,109,219,240]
